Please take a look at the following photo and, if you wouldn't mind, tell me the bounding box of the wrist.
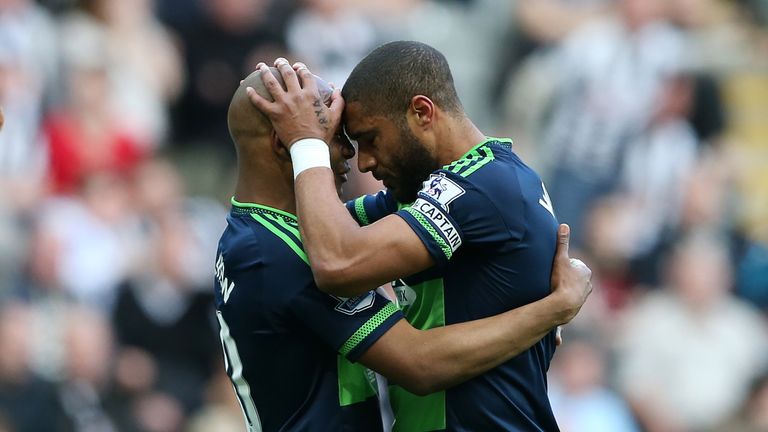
[545,292,574,325]
[289,138,330,179]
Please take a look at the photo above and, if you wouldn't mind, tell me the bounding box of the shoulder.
[441,138,510,179]
[217,210,314,313]
[413,140,537,221]
[220,207,309,280]
[219,211,268,263]
[438,140,533,204]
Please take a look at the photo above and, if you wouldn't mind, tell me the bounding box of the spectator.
[31,174,139,311]
[550,334,639,432]
[285,0,377,87]
[736,240,768,311]
[0,303,62,432]
[55,306,118,432]
[171,0,291,148]
[717,371,768,432]
[44,31,146,195]
[538,0,687,248]
[491,0,607,114]
[60,0,185,148]
[618,74,700,285]
[0,0,57,209]
[186,370,243,432]
[167,0,294,196]
[112,209,219,413]
[616,233,768,431]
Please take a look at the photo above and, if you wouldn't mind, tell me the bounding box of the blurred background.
[0,0,767,431]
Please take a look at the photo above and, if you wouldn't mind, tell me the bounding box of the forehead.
[343,101,393,136]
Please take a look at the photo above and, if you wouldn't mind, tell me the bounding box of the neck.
[233,160,296,215]
[435,115,486,166]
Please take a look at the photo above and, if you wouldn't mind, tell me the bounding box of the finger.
[295,63,320,96]
[258,64,287,102]
[292,62,313,88]
[555,326,563,346]
[325,88,345,131]
[250,62,269,78]
[555,223,570,261]
[294,64,315,91]
[246,86,276,114]
[274,57,300,93]
[328,87,345,116]
[569,258,591,276]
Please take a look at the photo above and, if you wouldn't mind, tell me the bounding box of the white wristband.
[289,138,331,179]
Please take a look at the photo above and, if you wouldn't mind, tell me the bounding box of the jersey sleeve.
[395,170,523,268]
[345,190,399,226]
[288,288,403,362]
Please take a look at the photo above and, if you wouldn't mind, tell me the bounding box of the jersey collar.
[230,197,298,222]
[444,136,512,169]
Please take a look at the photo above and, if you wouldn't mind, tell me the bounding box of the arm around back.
[357,289,581,395]
[355,224,593,395]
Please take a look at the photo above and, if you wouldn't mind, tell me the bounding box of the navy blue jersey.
[347,138,560,431]
[214,199,403,432]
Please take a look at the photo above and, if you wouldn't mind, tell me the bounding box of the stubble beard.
[389,125,440,204]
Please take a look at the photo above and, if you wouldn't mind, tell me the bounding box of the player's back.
[214,201,389,432]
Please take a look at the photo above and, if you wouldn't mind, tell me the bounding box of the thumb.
[555,224,570,262]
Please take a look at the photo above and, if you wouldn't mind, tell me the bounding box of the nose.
[357,149,377,173]
[341,137,356,160]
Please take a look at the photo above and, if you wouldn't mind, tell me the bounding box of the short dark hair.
[342,41,463,121]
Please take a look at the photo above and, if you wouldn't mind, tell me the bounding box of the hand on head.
[246,58,344,149]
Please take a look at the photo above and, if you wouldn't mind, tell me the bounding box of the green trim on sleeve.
[250,213,309,265]
[353,196,370,225]
[402,207,452,260]
[339,302,400,356]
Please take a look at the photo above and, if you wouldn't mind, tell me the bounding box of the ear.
[409,95,435,128]
[271,130,291,161]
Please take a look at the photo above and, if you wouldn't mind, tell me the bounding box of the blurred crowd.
[0,0,767,431]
